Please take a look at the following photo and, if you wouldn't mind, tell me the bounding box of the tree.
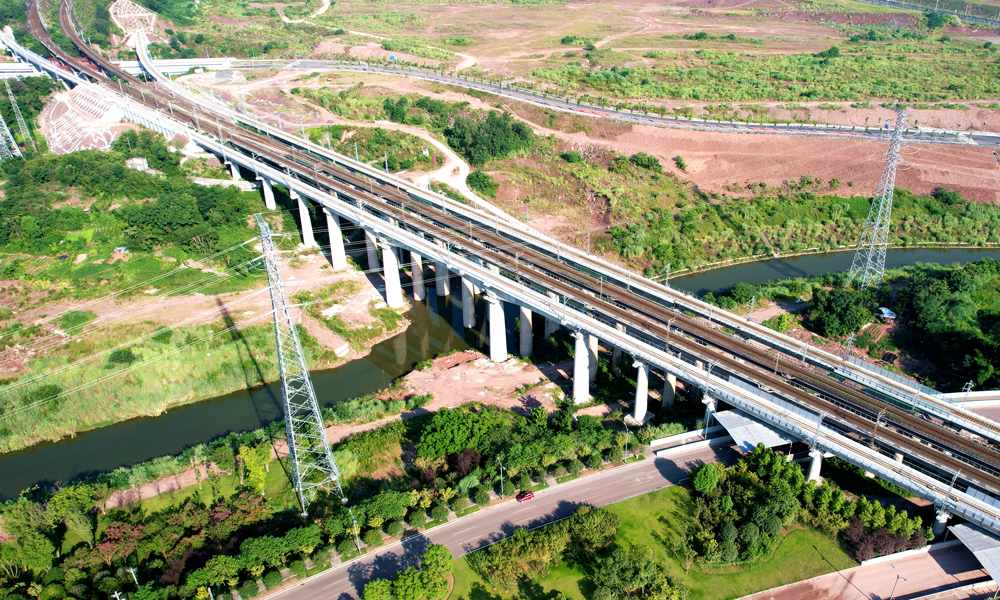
[240,443,271,495]
[188,554,243,588]
[363,579,394,600]
[693,463,720,495]
[392,567,426,600]
[466,170,498,198]
[809,288,874,338]
[240,536,288,574]
[48,484,98,547]
[568,506,620,553]
[673,155,686,171]
[284,525,323,555]
[421,543,453,597]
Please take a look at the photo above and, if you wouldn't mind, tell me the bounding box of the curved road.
[255,59,1000,149]
[274,444,739,600]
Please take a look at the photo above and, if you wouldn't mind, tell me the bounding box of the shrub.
[553,466,568,478]
[516,473,532,489]
[673,155,687,171]
[474,490,490,506]
[456,474,480,495]
[763,515,783,536]
[337,538,357,557]
[720,521,738,542]
[561,150,583,163]
[587,454,603,470]
[106,348,137,367]
[467,170,498,197]
[263,570,283,590]
[386,521,405,537]
[720,540,739,563]
[500,481,516,497]
[151,326,173,343]
[629,152,661,172]
[739,522,760,545]
[454,497,470,513]
[431,504,449,522]
[364,529,383,548]
[568,459,585,474]
[289,560,307,580]
[693,463,720,495]
[238,580,260,599]
[408,510,427,530]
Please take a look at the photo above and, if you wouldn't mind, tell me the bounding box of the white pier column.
[381,240,404,309]
[435,241,450,297]
[324,209,347,270]
[663,372,676,408]
[365,231,380,271]
[807,449,823,483]
[293,191,317,248]
[259,177,276,210]
[229,162,241,181]
[410,252,425,302]
[573,331,589,404]
[894,452,904,464]
[633,361,648,422]
[487,294,507,362]
[544,291,561,337]
[587,334,599,383]
[519,306,533,358]
[612,323,626,375]
[702,395,716,436]
[462,277,476,328]
[933,510,950,538]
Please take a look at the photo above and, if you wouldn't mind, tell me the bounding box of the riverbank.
[0,249,410,454]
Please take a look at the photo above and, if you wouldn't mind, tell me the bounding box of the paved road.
[262,60,1000,149]
[274,444,740,600]
[740,543,990,600]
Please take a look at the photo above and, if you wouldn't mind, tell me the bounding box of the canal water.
[3,247,999,498]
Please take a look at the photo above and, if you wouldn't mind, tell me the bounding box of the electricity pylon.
[255,213,344,515]
[846,110,907,290]
[5,80,36,152]
[0,117,20,160]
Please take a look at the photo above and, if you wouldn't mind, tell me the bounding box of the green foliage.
[363,528,384,548]
[809,288,876,338]
[444,111,534,166]
[673,155,687,171]
[289,559,307,579]
[106,348,138,367]
[762,313,797,333]
[56,310,96,332]
[430,504,449,522]
[467,170,498,198]
[561,150,584,163]
[238,579,259,599]
[924,10,951,28]
[693,463,720,495]
[386,520,405,537]
[629,152,662,172]
[474,490,490,506]
[408,510,427,530]
[262,570,283,590]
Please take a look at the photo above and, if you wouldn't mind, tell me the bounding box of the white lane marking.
[324,577,348,589]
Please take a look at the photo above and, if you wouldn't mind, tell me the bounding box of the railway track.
[33,0,1000,493]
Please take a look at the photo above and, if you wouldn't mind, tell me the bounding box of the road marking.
[324,577,348,589]
[454,526,476,535]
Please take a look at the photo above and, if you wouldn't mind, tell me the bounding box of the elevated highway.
[7,0,1000,536]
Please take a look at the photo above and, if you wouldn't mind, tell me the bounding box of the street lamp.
[497,456,507,499]
[348,507,362,553]
[890,564,907,600]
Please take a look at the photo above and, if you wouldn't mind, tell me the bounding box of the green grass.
[451,557,589,600]
[555,473,580,484]
[603,486,857,600]
[455,505,481,518]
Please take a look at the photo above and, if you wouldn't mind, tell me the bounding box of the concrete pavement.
[740,544,991,600]
[272,444,740,600]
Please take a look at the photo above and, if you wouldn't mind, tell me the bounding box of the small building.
[125,157,149,171]
[877,307,897,321]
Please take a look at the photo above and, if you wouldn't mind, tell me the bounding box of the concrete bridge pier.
[587,334,599,382]
[573,331,589,404]
[933,510,951,538]
[324,208,348,270]
[612,323,626,375]
[461,277,476,328]
[259,177,276,210]
[410,252,425,301]
[691,360,705,402]
[519,306,533,358]
[894,452,904,464]
[487,294,507,362]
[228,161,242,181]
[807,449,823,483]
[291,191,317,248]
[365,231,381,271]
[544,291,561,337]
[435,241,450,297]
[380,240,404,309]
[702,395,716,435]
[663,372,676,408]
[632,361,649,422]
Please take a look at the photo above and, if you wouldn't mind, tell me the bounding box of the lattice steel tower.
[0,117,20,160]
[255,214,344,515]
[5,80,36,152]
[846,110,907,290]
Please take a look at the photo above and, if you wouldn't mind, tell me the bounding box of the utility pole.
[622,417,631,463]
[963,380,974,403]
[354,141,358,161]
[748,295,755,322]
[843,332,856,359]
[497,456,507,499]
[846,110,907,290]
[871,408,887,449]
[348,507,362,552]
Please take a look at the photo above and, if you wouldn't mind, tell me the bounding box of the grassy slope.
[451,486,857,600]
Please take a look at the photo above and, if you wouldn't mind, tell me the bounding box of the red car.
[516,490,534,502]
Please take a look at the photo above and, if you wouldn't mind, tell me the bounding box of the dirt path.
[103,350,572,508]
[280,0,331,23]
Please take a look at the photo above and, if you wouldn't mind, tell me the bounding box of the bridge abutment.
[519,306,533,358]
[324,208,348,270]
[573,331,589,404]
[487,294,507,362]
